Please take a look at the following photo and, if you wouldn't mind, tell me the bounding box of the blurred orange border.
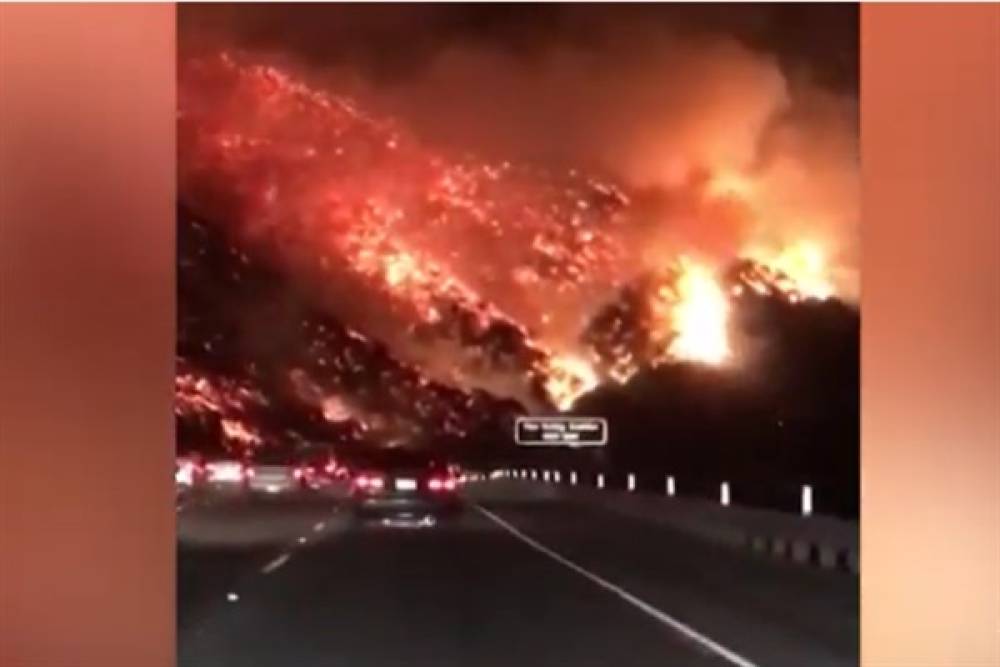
[1,5,176,667]
[861,5,999,665]
[1,4,997,666]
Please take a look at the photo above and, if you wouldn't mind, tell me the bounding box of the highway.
[178,487,858,667]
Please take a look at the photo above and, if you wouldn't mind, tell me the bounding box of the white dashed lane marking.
[261,553,292,574]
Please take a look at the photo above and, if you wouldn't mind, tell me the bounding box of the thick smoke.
[177,6,859,414]
[352,24,859,296]
[180,5,859,295]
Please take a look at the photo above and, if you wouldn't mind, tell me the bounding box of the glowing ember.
[175,366,268,419]
[742,240,836,300]
[321,396,353,423]
[177,52,852,426]
[665,259,730,365]
[220,417,262,447]
[541,353,600,411]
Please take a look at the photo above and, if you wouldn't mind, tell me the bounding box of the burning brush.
[178,51,849,422]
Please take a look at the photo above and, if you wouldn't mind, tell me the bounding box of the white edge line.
[260,553,291,574]
[475,504,759,667]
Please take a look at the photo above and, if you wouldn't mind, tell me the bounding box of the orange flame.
[541,353,600,410]
[743,240,835,300]
[666,258,730,365]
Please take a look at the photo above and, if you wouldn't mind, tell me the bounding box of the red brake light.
[354,473,384,491]
[429,476,456,492]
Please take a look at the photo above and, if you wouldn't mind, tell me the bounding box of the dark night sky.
[178,4,859,93]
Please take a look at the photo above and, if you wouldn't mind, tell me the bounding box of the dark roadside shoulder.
[479,498,859,667]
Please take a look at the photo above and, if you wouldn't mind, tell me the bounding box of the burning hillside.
[177,51,857,452]
[178,205,523,455]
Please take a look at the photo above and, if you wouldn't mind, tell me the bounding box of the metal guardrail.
[484,467,858,520]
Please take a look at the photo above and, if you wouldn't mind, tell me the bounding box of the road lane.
[178,492,858,667]
[179,503,730,667]
[178,492,344,634]
[480,499,859,667]
[476,505,757,667]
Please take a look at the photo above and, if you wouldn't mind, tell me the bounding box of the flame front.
[665,259,730,365]
[542,354,601,411]
[740,240,836,301]
[177,52,852,438]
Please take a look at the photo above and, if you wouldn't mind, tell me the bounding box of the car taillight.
[325,461,336,474]
[354,474,385,491]
[175,462,194,486]
[293,468,304,480]
[428,477,456,492]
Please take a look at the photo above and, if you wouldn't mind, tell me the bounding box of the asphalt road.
[178,490,858,667]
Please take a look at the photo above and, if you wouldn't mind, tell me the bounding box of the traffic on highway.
[177,4,860,665]
[177,448,858,667]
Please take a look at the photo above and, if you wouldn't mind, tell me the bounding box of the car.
[203,457,252,496]
[175,453,207,490]
[347,448,463,525]
[296,451,344,488]
[246,449,310,495]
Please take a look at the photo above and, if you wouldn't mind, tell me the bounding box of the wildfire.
[665,259,730,365]
[541,353,601,411]
[174,366,268,419]
[220,417,262,447]
[741,240,836,301]
[321,396,353,423]
[707,171,754,200]
[177,52,851,428]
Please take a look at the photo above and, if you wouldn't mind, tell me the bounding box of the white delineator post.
[597,473,605,489]
[802,484,813,517]
[570,471,578,486]
[720,481,730,507]
[553,471,561,484]
[666,475,675,497]
[627,473,636,492]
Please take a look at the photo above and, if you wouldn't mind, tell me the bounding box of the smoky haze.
[179,4,859,297]
[176,4,860,420]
